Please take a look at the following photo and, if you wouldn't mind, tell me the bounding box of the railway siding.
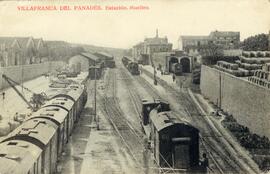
[99,68,158,173]
[140,67,261,174]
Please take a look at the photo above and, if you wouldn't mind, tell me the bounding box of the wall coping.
[202,65,270,91]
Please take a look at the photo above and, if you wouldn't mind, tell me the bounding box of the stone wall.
[200,65,270,139]
[0,61,65,90]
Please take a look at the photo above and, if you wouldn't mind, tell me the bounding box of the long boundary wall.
[0,61,65,90]
[200,65,270,139]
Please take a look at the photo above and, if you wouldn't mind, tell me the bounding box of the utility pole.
[94,62,99,130]
[219,72,222,108]
[21,62,24,94]
[153,66,157,85]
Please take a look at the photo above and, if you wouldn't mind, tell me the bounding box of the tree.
[241,33,269,51]
[198,43,223,65]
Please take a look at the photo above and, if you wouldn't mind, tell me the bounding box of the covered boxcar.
[149,110,200,170]
[0,140,43,174]
[2,118,59,174]
[30,106,69,156]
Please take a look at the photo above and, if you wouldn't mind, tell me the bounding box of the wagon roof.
[45,88,70,99]
[0,140,42,174]
[150,110,199,132]
[67,87,83,101]
[44,96,75,111]
[3,118,57,149]
[30,105,68,125]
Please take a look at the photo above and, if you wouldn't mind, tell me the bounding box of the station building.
[132,29,173,65]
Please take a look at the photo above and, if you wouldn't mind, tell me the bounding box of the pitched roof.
[95,52,113,58]
[33,38,45,49]
[15,37,32,48]
[80,52,100,62]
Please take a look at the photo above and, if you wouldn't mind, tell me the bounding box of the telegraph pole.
[94,64,96,121]
[153,66,157,85]
[21,61,24,94]
[219,72,222,108]
[94,62,99,130]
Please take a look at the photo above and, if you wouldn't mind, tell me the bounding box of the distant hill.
[44,40,129,62]
[73,43,128,58]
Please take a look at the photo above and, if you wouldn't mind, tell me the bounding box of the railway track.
[97,68,158,173]
[139,68,260,174]
[119,68,228,173]
[117,66,181,174]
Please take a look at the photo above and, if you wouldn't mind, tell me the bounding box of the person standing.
[200,153,209,172]
[2,92,5,100]
[172,74,176,82]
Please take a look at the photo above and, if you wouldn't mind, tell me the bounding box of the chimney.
[156,29,159,38]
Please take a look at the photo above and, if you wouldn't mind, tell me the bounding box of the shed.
[94,52,114,61]
[69,55,89,72]
[80,52,101,65]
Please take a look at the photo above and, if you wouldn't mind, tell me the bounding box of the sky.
[0,0,269,49]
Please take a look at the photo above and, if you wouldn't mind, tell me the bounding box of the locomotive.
[141,99,206,172]
[171,63,182,76]
[122,56,140,75]
[0,82,87,174]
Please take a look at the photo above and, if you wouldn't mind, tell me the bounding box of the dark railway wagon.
[106,60,116,68]
[141,99,204,172]
[89,64,103,80]
[149,110,200,170]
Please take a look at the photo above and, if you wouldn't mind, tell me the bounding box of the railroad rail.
[140,68,260,174]
[118,66,182,174]
[97,68,159,173]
